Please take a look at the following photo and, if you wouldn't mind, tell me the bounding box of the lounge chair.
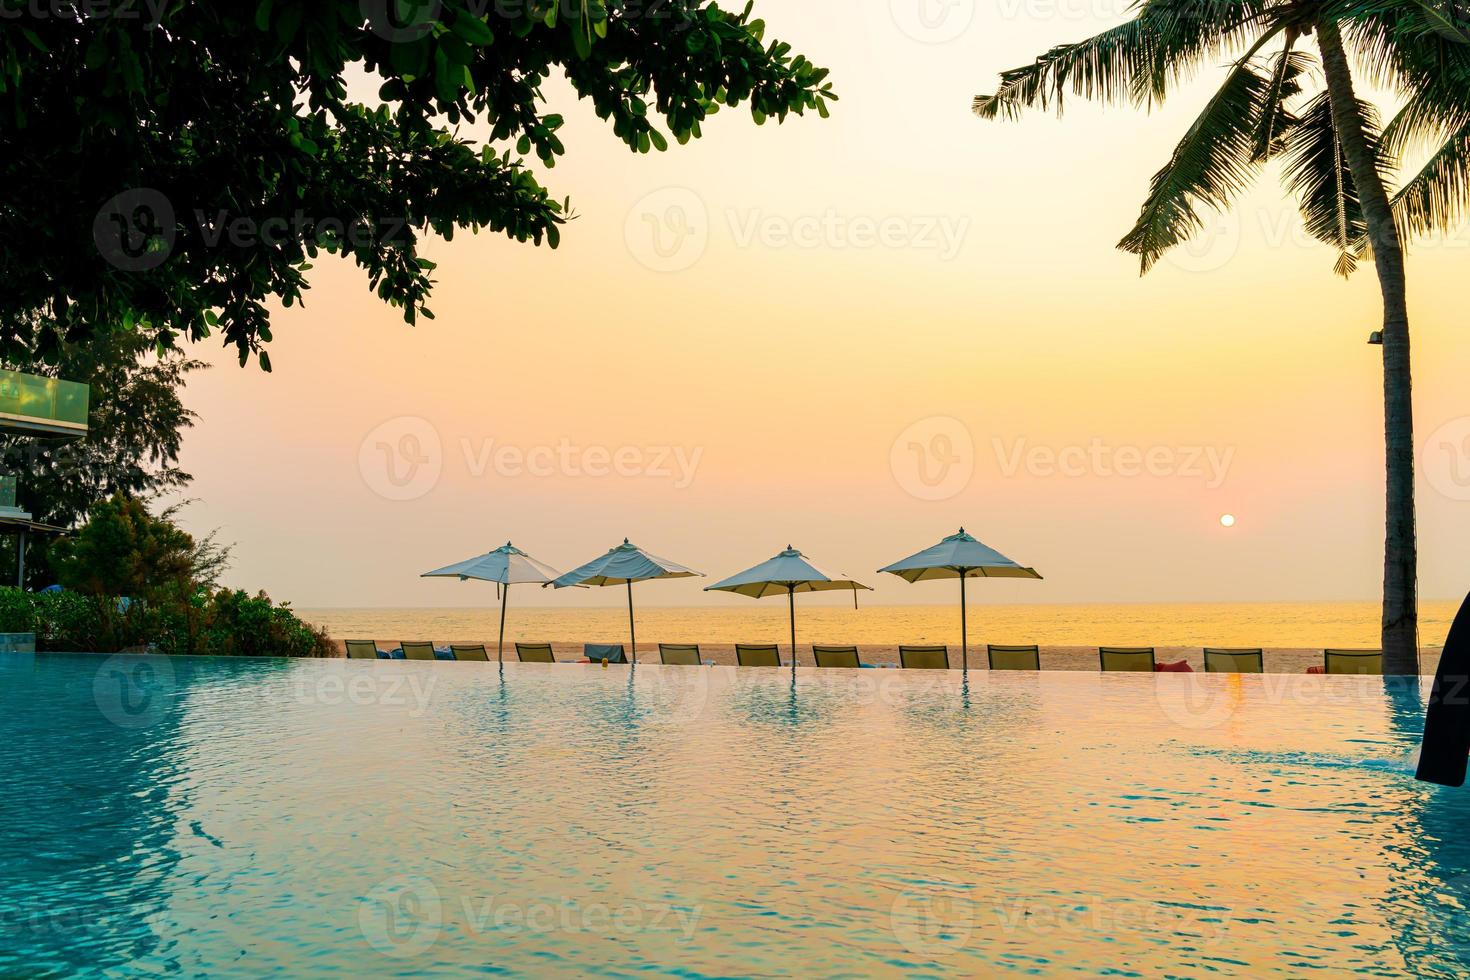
[402,641,437,661]
[736,644,782,667]
[1100,647,1156,672]
[516,643,557,664]
[813,645,861,668]
[1323,649,1383,675]
[583,643,628,664]
[659,644,707,666]
[988,644,1040,671]
[1204,648,1264,673]
[345,640,380,660]
[900,645,950,670]
[450,644,490,662]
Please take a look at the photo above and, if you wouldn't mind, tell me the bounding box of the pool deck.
[328,641,1444,674]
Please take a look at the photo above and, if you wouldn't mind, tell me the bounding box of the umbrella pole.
[627,580,637,666]
[788,585,797,675]
[498,582,509,662]
[960,570,969,672]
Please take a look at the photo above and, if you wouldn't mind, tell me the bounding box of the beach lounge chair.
[401,641,437,661]
[900,645,950,670]
[345,640,380,660]
[584,643,628,664]
[450,644,490,662]
[988,644,1040,671]
[1099,647,1156,672]
[659,644,707,666]
[516,643,557,664]
[813,645,861,668]
[1323,649,1383,675]
[1204,648,1264,673]
[736,644,782,667]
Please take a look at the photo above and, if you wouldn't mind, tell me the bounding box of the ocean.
[298,599,1462,650]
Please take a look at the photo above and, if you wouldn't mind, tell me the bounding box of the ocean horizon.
[299,598,1463,650]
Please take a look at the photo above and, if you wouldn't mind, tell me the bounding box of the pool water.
[3,653,1468,977]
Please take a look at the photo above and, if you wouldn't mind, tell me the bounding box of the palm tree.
[974,1,1470,675]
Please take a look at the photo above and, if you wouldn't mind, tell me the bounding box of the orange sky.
[171,0,1470,608]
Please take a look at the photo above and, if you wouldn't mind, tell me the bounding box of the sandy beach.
[329,640,1444,675]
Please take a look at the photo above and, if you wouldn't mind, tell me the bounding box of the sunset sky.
[172,0,1470,609]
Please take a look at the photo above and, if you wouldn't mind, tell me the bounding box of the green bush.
[24,495,334,657]
[194,590,333,658]
[0,588,105,651]
[0,587,34,634]
[34,590,102,651]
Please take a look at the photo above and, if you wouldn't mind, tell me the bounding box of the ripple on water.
[0,655,1467,977]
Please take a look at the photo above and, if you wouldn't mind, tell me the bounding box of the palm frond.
[1344,0,1470,45]
[1390,118,1470,239]
[1116,30,1286,273]
[1251,47,1314,161]
[973,0,1271,120]
[1343,4,1470,96]
[973,20,1149,119]
[1280,92,1389,277]
[1379,62,1470,154]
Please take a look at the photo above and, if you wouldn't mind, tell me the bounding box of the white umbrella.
[551,539,703,664]
[878,527,1042,670]
[705,546,871,670]
[422,542,565,661]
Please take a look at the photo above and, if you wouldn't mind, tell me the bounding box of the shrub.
[36,495,333,656]
[195,590,333,659]
[32,590,105,652]
[51,493,197,650]
[0,587,34,633]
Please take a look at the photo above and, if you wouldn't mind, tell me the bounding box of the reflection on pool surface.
[2,653,1468,977]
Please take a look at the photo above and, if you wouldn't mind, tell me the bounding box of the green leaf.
[435,49,460,103]
[83,33,108,71]
[389,37,429,78]
[451,13,494,46]
[274,4,302,44]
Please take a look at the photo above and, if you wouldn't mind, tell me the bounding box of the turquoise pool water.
[2,653,1468,977]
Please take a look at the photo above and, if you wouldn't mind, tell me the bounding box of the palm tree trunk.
[1317,20,1419,676]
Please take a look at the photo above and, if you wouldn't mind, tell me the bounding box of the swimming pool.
[3,653,1467,977]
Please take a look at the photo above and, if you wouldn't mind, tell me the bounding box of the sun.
[1219,514,1237,528]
